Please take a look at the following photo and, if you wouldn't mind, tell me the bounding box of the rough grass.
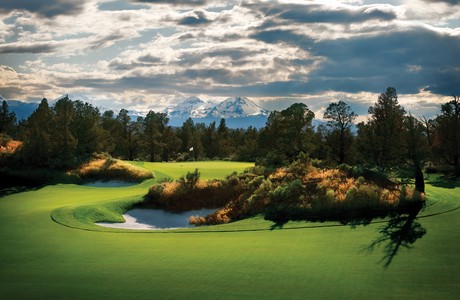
[1,162,459,299]
[74,156,154,182]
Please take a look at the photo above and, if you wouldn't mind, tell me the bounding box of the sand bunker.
[96,208,215,230]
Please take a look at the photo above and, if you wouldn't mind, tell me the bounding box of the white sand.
[96,208,216,230]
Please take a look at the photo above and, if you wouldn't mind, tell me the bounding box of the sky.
[0,0,459,121]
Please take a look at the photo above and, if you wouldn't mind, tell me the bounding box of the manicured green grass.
[1,162,459,299]
[129,160,254,180]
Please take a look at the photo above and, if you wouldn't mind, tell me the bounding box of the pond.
[82,180,137,187]
[96,208,216,230]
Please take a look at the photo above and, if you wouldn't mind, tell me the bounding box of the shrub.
[344,184,380,210]
[178,168,200,190]
[270,179,305,206]
[74,155,154,182]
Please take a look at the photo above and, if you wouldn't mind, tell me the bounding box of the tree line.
[1,88,459,181]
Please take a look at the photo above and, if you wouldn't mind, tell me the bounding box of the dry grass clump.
[74,155,154,182]
[0,139,22,154]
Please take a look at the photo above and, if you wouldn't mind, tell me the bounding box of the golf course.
[1,161,459,299]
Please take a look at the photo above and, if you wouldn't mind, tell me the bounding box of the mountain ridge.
[165,96,270,120]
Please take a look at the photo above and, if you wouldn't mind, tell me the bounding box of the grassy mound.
[73,154,154,182]
[51,197,142,231]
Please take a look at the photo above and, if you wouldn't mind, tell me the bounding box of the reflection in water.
[366,208,427,267]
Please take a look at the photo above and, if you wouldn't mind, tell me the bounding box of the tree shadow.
[365,205,427,268]
[427,174,460,189]
[0,185,44,198]
[269,220,288,230]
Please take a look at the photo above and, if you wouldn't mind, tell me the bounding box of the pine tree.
[20,98,54,166]
[323,101,356,164]
[52,96,77,166]
[0,100,17,135]
[359,87,406,171]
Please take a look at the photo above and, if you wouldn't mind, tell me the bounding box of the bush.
[73,155,154,182]
[178,169,200,190]
[344,184,380,210]
[270,179,305,206]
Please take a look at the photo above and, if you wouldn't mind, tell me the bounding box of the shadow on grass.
[269,220,288,230]
[0,185,44,198]
[427,175,460,189]
[365,204,426,268]
[0,168,81,198]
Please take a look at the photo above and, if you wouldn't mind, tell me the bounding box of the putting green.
[1,162,459,299]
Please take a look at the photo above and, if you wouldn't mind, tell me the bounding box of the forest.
[0,87,459,187]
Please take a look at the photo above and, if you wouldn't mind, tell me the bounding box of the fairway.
[1,161,459,299]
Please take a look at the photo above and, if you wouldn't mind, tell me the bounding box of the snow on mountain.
[206,96,269,118]
[165,96,216,119]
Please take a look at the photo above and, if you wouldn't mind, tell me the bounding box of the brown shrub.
[74,156,154,182]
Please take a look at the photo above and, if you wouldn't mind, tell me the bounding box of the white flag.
[189,147,194,151]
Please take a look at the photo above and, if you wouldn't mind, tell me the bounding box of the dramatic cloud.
[0,0,458,119]
[0,0,89,18]
[244,2,398,24]
[422,0,460,4]
[0,42,59,53]
[132,0,209,6]
[178,10,212,26]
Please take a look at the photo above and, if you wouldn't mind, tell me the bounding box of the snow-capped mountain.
[165,96,216,119]
[206,96,269,118]
[164,96,270,128]
[165,96,269,119]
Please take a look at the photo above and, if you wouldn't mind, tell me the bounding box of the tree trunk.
[414,165,425,193]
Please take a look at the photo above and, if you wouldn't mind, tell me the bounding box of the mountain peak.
[166,96,216,118]
[165,95,270,123]
[182,96,204,105]
[207,96,269,118]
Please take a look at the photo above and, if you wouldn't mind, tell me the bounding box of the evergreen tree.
[72,100,103,157]
[52,96,77,166]
[202,121,219,158]
[260,103,315,166]
[162,126,182,161]
[0,100,17,136]
[236,126,259,162]
[357,87,406,172]
[20,98,54,166]
[323,101,356,164]
[217,118,233,158]
[179,118,195,154]
[100,110,118,154]
[115,109,132,159]
[433,95,460,176]
[142,111,168,162]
